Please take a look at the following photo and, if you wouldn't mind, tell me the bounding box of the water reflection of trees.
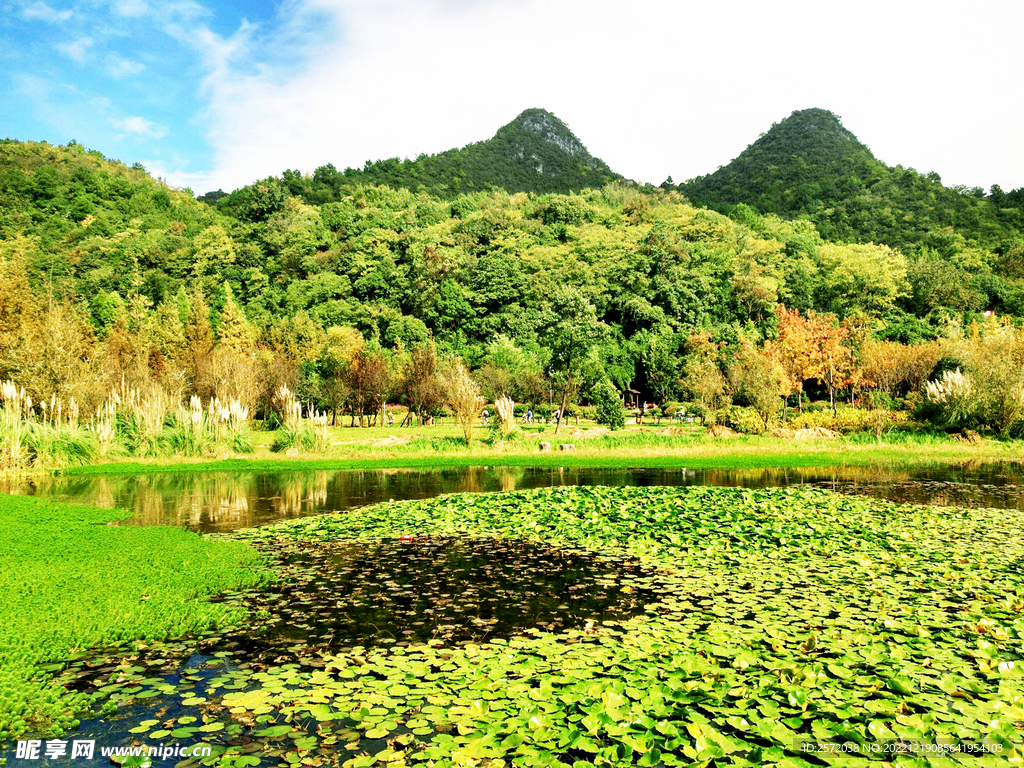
[4,461,1023,533]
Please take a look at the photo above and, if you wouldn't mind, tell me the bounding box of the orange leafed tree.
[766,305,823,413]
[818,322,852,415]
[767,305,856,415]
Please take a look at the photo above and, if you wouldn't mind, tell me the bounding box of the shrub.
[485,423,522,446]
[724,405,774,434]
[24,423,98,467]
[592,380,624,430]
[661,401,682,418]
[163,407,214,457]
[270,424,316,453]
[863,390,897,410]
[231,431,255,454]
[957,323,1024,434]
[680,401,705,423]
[789,406,910,434]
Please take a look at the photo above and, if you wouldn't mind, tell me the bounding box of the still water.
[5,461,1024,532]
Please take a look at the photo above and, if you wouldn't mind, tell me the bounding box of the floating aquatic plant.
[18,485,1022,767]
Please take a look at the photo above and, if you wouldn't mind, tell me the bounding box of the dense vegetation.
[203,109,619,204]
[0,494,266,742]
[5,106,1024,766]
[4,106,1024,468]
[681,108,1024,297]
[48,485,1024,766]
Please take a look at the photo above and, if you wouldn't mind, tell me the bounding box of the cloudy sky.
[2,0,1022,195]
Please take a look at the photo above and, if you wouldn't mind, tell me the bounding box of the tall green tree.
[544,288,606,433]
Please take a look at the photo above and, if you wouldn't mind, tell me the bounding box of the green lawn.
[56,427,1021,478]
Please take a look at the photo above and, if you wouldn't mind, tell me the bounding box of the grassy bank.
[0,495,268,742]
[53,428,1022,478]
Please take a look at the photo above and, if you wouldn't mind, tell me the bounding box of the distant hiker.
[526,408,534,424]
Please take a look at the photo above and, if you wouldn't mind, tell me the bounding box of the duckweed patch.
[0,495,267,743]
[18,485,1024,767]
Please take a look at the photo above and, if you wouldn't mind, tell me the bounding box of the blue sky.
[2,0,1023,195]
[1,0,332,190]
[3,0,258,184]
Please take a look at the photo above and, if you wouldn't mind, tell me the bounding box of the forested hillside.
[201,109,620,206]
[681,109,1024,296]
[2,124,1024,436]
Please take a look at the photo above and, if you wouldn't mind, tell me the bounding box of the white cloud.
[112,115,168,139]
[106,54,146,78]
[56,36,93,62]
[20,1,73,22]
[154,0,211,27]
[112,0,148,17]
[142,157,215,191]
[157,0,1024,194]
[163,16,254,90]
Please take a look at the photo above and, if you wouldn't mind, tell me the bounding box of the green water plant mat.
[64,485,1022,767]
[0,495,267,743]
[8,485,1023,766]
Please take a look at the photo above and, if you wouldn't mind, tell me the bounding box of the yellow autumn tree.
[441,358,485,444]
[211,283,261,410]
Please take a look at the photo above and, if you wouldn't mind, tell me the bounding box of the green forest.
[681,109,1024,266]
[3,106,1024,464]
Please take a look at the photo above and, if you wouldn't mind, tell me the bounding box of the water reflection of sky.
[3,462,1023,533]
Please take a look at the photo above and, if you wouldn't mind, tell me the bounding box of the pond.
[4,461,1024,532]
[5,470,1024,767]
[233,534,661,651]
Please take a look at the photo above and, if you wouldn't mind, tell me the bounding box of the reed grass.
[0,380,256,469]
[4,374,1022,474]
[1,381,30,469]
[269,385,317,453]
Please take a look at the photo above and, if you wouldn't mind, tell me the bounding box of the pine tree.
[216,283,255,353]
[184,291,215,396]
